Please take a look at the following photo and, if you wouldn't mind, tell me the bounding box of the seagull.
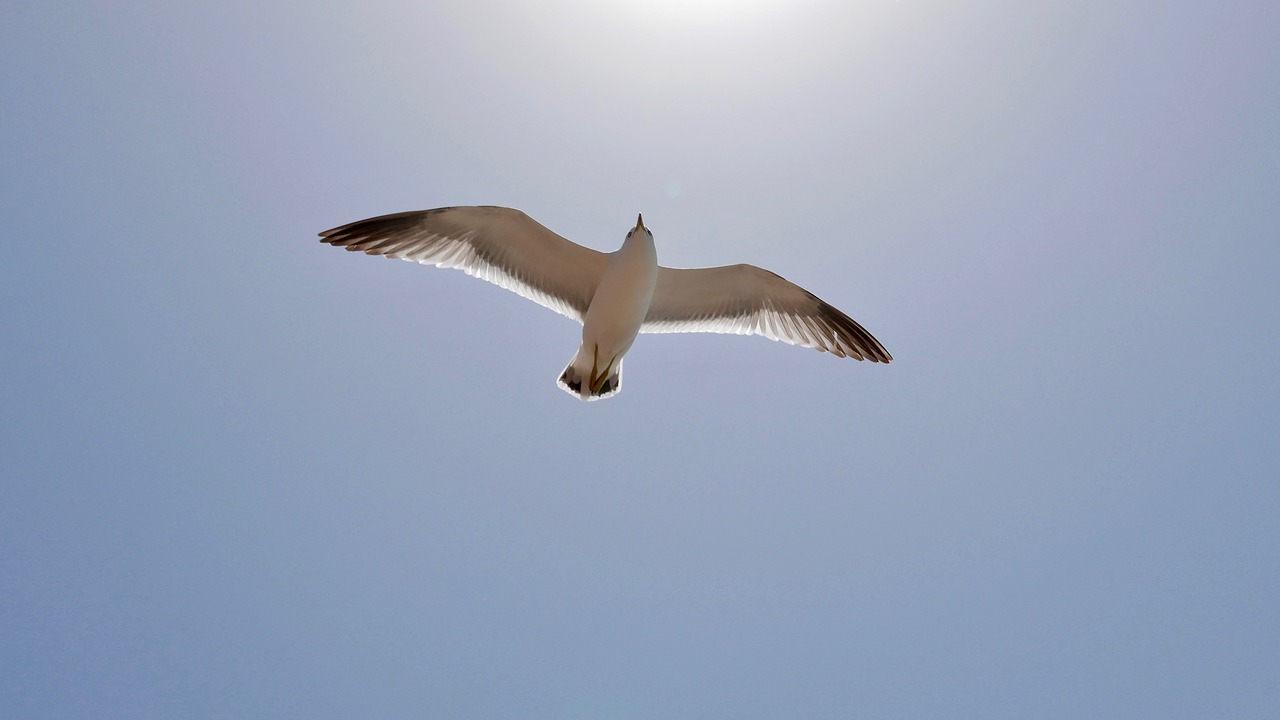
[320,206,891,401]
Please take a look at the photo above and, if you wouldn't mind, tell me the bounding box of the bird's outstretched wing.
[641,264,892,362]
[319,206,609,322]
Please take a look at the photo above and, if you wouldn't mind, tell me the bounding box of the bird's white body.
[558,218,658,400]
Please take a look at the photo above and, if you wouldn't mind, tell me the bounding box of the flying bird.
[320,206,891,401]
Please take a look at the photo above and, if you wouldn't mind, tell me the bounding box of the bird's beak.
[635,213,645,232]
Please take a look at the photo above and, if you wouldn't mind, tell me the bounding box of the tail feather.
[557,350,623,402]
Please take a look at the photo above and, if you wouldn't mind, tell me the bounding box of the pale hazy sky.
[2,1,1277,718]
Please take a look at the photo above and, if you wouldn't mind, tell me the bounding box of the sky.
[2,0,1278,718]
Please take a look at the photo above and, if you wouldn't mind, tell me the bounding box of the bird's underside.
[320,205,891,400]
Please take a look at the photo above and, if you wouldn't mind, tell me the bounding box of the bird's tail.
[557,346,622,402]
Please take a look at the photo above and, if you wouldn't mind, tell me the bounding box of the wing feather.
[641,264,892,362]
[319,206,608,322]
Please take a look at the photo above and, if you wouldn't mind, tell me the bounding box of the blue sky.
[2,1,1277,717]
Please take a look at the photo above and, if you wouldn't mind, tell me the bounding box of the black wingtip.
[816,298,893,363]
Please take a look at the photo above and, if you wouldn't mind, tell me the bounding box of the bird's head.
[627,213,652,240]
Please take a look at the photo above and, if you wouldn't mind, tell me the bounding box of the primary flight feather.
[320,205,890,401]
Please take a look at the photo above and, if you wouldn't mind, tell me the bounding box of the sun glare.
[615,0,785,26]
